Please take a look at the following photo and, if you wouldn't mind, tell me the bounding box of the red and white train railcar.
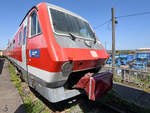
[4,3,112,102]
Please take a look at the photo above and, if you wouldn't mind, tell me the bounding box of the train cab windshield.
[50,8,96,40]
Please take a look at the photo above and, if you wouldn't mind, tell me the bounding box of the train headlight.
[61,61,74,77]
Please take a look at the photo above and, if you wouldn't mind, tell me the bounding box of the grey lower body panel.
[27,72,66,88]
[27,72,81,103]
[8,58,81,102]
[35,83,81,103]
[27,72,81,102]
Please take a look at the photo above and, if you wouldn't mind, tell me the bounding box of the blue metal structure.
[136,53,148,65]
[120,54,128,65]
[130,62,146,70]
[115,55,121,66]
[127,55,135,62]
[106,56,112,64]
[106,53,150,69]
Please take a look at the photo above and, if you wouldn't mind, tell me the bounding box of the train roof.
[20,2,88,26]
[46,3,88,22]
[20,6,38,26]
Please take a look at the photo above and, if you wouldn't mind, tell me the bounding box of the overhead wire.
[116,11,150,19]
[94,10,150,30]
[93,19,111,30]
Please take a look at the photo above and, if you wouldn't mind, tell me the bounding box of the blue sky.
[1,0,150,50]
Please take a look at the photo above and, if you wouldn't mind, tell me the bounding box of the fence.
[101,65,150,89]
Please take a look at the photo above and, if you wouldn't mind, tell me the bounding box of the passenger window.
[10,43,12,50]
[23,26,27,45]
[31,13,37,36]
[30,11,41,37]
[37,20,41,33]
[13,40,15,49]
[19,31,22,47]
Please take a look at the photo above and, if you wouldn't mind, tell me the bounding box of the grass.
[113,72,150,92]
[8,62,23,96]
[8,62,51,113]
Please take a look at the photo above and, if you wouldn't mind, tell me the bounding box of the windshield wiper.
[69,32,76,41]
[69,32,97,45]
[93,33,97,44]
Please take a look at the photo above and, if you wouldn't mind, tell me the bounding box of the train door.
[22,17,28,77]
[26,9,42,87]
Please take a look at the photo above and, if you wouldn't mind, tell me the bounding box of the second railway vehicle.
[3,3,113,102]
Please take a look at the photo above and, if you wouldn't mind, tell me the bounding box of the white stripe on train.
[7,56,67,83]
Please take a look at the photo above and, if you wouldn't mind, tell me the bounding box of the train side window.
[31,12,36,36]
[37,20,41,33]
[10,43,12,50]
[13,40,15,49]
[19,31,22,47]
[23,26,27,45]
[29,11,41,37]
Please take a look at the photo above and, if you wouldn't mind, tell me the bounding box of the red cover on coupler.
[75,72,113,101]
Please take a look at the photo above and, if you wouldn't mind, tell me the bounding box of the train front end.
[45,3,113,101]
[32,3,112,102]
